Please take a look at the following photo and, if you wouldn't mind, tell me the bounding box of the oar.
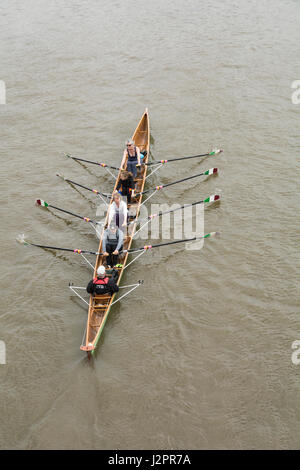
[64,153,121,171]
[64,149,223,169]
[17,231,219,256]
[145,149,223,166]
[135,168,218,196]
[126,231,220,253]
[56,174,111,198]
[16,235,99,255]
[36,199,103,225]
[147,194,220,219]
[128,194,221,225]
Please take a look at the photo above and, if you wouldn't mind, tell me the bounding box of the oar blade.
[36,199,49,207]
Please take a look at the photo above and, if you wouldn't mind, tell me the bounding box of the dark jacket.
[86,275,119,295]
[116,175,135,195]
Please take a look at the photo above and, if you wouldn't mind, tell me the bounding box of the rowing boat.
[17,109,222,357]
[80,108,150,355]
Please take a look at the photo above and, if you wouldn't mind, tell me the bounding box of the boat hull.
[81,109,150,355]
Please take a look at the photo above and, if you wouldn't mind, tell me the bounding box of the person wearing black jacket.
[86,265,119,296]
[116,170,135,204]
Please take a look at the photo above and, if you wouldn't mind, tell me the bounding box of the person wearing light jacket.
[108,191,128,230]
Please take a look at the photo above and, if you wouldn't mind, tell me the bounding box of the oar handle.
[135,168,218,196]
[25,242,99,255]
[120,232,220,254]
[144,149,223,166]
[18,230,220,257]
[65,154,121,171]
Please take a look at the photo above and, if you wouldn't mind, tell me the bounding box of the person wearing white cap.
[86,265,119,295]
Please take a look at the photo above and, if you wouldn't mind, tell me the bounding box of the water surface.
[0,0,299,449]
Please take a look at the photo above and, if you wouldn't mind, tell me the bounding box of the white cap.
[97,265,106,277]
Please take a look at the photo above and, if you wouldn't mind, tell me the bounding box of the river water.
[0,0,299,450]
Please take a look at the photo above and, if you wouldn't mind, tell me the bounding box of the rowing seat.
[93,295,111,306]
[93,303,110,308]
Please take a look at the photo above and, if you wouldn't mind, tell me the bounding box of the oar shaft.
[64,178,96,194]
[27,242,98,255]
[145,153,209,166]
[136,236,198,250]
[146,233,216,249]
[63,177,94,193]
[149,199,204,219]
[66,154,120,171]
[124,232,218,253]
[161,172,205,189]
[46,203,99,225]
[57,175,110,198]
[129,194,220,226]
[20,231,218,256]
[137,170,214,196]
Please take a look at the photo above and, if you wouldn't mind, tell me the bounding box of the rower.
[123,139,141,178]
[102,222,124,268]
[107,191,128,231]
[86,265,119,296]
[116,170,135,204]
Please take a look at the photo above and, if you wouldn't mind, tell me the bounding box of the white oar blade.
[210,149,223,155]
[16,234,28,245]
[204,194,221,203]
[204,168,218,176]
